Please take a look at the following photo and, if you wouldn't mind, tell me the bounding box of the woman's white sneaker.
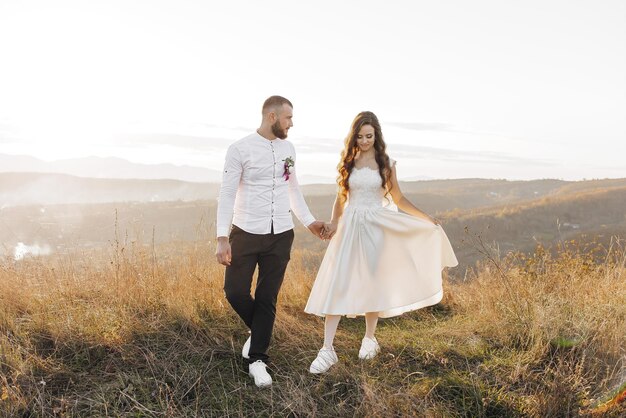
[309,348,338,374]
[249,360,272,387]
[358,337,380,360]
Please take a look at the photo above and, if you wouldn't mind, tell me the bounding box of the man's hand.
[215,236,232,266]
[307,220,325,239]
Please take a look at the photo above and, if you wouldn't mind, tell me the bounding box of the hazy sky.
[0,0,624,182]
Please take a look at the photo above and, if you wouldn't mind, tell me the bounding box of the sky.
[0,0,625,182]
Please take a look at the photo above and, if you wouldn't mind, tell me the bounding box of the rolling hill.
[1,175,625,276]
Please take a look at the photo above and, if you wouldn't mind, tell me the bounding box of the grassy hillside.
[0,236,625,416]
[304,178,626,214]
[3,173,625,211]
[3,180,625,278]
[442,186,626,269]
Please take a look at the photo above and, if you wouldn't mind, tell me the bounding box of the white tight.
[364,312,379,339]
[323,315,341,349]
[322,312,379,349]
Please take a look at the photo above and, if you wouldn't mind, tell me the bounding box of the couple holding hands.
[215,96,457,387]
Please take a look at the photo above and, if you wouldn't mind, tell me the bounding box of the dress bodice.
[347,167,386,208]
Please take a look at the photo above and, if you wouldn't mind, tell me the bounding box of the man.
[215,96,324,387]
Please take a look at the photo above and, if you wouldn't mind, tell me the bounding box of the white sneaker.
[249,360,272,387]
[309,348,338,374]
[242,336,251,359]
[358,337,380,360]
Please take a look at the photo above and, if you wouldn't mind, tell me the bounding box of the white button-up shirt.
[216,132,316,237]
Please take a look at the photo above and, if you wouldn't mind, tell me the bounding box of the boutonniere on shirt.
[282,157,294,181]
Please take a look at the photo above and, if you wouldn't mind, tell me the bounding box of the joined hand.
[321,222,337,240]
[308,220,325,239]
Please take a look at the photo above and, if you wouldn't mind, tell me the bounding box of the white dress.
[304,165,458,318]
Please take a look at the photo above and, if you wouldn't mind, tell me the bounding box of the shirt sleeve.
[287,147,316,227]
[216,144,243,237]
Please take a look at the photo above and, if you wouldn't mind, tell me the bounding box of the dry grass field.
[1,177,626,416]
[1,228,625,416]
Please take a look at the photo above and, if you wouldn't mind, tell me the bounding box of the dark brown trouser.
[224,225,294,363]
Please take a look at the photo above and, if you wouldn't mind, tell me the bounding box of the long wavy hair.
[337,111,392,203]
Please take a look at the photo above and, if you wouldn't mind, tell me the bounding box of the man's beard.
[271,121,288,139]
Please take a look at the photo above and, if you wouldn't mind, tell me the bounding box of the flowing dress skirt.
[304,205,458,318]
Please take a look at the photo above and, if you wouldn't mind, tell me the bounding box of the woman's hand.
[322,222,338,240]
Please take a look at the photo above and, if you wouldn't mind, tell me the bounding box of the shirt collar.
[254,131,286,144]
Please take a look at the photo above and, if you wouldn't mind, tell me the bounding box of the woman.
[304,111,458,374]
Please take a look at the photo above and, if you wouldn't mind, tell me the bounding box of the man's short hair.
[262,96,293,115]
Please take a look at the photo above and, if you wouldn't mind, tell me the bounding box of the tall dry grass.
[0,231,625,417]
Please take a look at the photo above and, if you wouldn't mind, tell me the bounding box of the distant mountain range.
[0,153,222,183]
[2,167,625,211]
[0,154,432,185]
[0,172,221,207]
[0,154,431,185]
